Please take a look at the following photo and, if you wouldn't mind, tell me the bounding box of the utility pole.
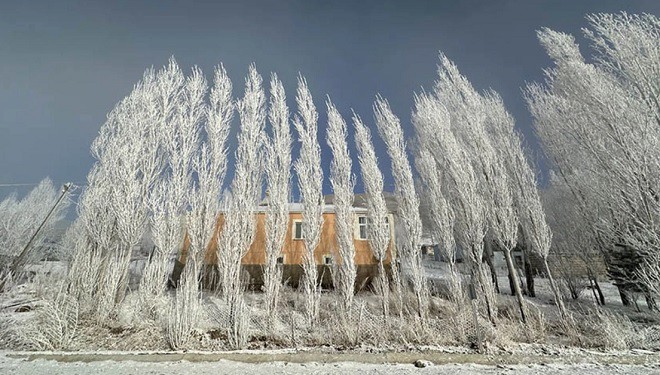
[9,182,73,275]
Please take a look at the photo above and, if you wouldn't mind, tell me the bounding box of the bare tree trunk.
[593,278,605,305]
[474,261,496,324]
[524,253,536,297]
[543,257,567,318]
[618,285,630,306]
[508,271,516,296]
[589,278,600,305]
[390,257,404,319]
[646,293,657,311]
[376,259,389,319]
[484,240,499,293]
[503,247,527,323]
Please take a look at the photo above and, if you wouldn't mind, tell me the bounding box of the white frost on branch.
[373,96,428,320]
[217,64,265,349]
[353,113,391,318]
[263,73,291,321]
[293,75,324,325]
[326,99,357,315]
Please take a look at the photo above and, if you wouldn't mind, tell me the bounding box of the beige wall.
[184,211,394,266]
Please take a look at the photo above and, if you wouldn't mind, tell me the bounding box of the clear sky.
[1,0,658,199]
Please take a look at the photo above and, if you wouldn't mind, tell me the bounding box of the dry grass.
[2,291,78,350]
[2,265,660,353]
[555,307,660,350]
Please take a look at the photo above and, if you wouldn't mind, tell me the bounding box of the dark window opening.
[293,221,303,239]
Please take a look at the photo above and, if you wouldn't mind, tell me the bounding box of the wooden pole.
[10,183,72,275]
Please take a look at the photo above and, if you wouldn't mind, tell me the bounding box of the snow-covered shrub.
[167,265,200,350]
[12,292,79,350]
[206,293,252,350]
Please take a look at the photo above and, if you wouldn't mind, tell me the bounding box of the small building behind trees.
[173,200,396,290]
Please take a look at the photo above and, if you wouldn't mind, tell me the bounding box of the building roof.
[323,192,398,213]
[254,202,368,214]
[255,192,397,214]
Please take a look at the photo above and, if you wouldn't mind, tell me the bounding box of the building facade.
[174,203,396,289]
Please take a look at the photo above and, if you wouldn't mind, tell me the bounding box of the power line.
[0,183,41,187]
[0,182,86,198]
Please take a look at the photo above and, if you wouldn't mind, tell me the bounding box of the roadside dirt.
[9,349,660,366]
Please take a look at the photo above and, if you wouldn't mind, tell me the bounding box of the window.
[356,215,390,240]
[293,220,303,240]
[323,254,333,265]
[276,256,284,264]
[357,216,368,240]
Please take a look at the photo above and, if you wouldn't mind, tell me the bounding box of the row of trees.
[56,56,439,347]
[411,54,568,322]
[528,12,660,308]
[2,11,656,350]
[61,51,562,342]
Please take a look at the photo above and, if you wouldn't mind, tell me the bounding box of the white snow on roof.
[254,203,368,214]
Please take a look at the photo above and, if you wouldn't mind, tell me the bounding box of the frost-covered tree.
[480,95,527,322]
[263,73,291,322]
[178,66,234,345]
[413,148,461,304]
[433,56,528,321]
[216,64,266,348]
[326,99,357,316]
[431,58,497,290]
[526,12,659,309]
[542,174,606,304]
[374,97,428,320]
[412,92,496,322]
[171,139,228,349]
[217,64,265,299]
[67,166,115,311]
[520,167,567,317]
[489,90,562,319]
[69,60,186,319]
[184,63,233,290]
[415,53,572,322]
[353,114,392,318]
[293,76,324,325]
[143,66,206,301]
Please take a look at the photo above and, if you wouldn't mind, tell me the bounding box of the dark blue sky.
[1,0,658,198]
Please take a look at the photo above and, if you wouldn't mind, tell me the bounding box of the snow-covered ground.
[1,351,659,374]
